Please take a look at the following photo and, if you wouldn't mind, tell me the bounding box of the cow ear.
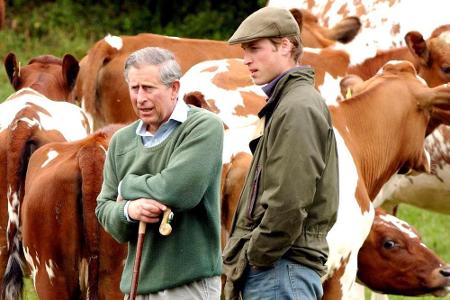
[4,52,21,89]
[405,31,430,67]
[183,91,212,111]
[289,8,303,33]
[62,54,80,90]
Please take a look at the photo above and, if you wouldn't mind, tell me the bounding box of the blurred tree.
[6,0,261,40]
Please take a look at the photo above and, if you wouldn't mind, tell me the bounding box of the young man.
[96,47,224,299]
[222,7,339,300]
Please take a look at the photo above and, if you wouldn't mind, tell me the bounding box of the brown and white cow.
[13,125,126,300]
[186,59,450,299]
[267,0,449,54]
[0,88,90,300]
[318,25,450,103]
[4,53,80,101]
[71,10,361,130]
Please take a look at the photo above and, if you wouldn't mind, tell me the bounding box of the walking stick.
[129,208,174,300]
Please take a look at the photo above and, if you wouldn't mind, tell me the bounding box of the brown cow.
[14,125,126,300]
[4,53,80,101]
[71,9,361,129]
[0,89,90,300]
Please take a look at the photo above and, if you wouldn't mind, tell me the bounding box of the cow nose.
[439,267,450,277]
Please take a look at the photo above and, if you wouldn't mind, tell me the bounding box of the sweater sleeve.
[120,114,224,211]
[95,134,136,243]
[247,93,333,267]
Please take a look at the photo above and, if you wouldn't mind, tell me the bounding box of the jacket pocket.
[247,165,262,220]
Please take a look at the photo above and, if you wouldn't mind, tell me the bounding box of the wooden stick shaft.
[129,221,146,300]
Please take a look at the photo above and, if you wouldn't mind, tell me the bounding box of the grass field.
[21,204,449,299]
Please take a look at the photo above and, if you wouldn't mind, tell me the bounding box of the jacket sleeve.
[95,135,137,243]
[247,92,334,267]
[120,115,224,211]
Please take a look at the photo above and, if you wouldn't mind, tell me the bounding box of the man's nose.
[136,87,146,103]
[243,53,251,65]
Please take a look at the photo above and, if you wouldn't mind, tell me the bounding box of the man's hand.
[127,198,167,223]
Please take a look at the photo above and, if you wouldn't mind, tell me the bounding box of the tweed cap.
[228,7,300,45]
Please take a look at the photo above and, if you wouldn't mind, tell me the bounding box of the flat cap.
[228,7,300,45]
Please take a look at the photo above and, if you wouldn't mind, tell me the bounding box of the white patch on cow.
[379,214,418,239]
[223,124,255,163]
[374,165,450,213]
[41,150,59,168]
[325,129,375,299]
[99,144,107,154]
[440,31,450,44]
[45,259,56,284]
[0,88,90,140]
[104,34,123,50]
[81,96,95,130]
[180,59,265,128]
[319,72,344,104]
[23,246,39,290]
[79,258,89,294]
[6,187,20,234]
[167,36,181,40]
[303,47,322,54]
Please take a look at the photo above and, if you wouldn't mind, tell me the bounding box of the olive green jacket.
[222,67,339,299]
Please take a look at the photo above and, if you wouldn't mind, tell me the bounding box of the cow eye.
[383,240,397,249]
[441,66,450,74]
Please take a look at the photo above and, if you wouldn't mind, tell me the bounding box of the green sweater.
[95,107,224,294]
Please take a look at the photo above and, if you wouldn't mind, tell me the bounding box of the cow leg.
[34,262,80,300]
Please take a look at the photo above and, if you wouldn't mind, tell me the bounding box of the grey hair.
[124,47,182,86]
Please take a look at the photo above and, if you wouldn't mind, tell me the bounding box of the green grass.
[22,204,449,299]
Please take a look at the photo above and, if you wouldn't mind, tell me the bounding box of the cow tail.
[82,38,118,128]
[0,248,24,300]
[1,110,41,300]
[77,134,107,300]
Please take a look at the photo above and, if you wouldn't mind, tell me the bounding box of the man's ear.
[171,80,180,98]
[280,37,292,56]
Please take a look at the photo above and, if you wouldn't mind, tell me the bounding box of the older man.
[96,47,224,299]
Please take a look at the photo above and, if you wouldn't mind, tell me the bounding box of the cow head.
[358,209,450,296]
[405,25,450,88]
[4,52,79,100]
[289,8,361,48]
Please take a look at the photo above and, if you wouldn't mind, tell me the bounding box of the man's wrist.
[123,201,137,223]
